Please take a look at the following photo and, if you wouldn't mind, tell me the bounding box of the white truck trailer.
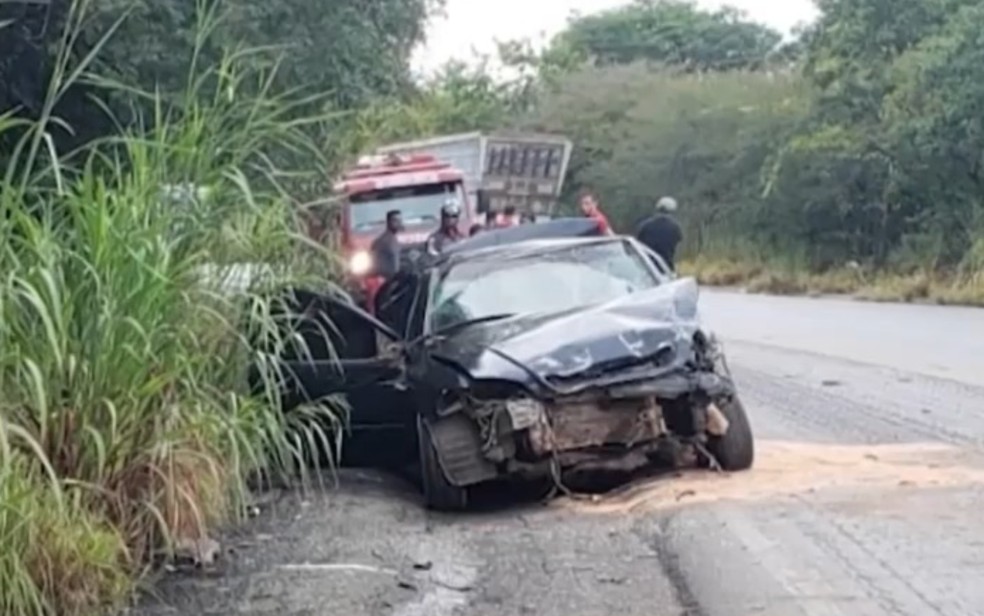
[375,131,573,218]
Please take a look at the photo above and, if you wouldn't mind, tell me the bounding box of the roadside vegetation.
[2,0,984,613]
[561,1,984,306]
[455,0,984,306]
[0,0,442,612]
[319,0,984,305]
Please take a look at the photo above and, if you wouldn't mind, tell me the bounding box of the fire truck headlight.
[349,251,372,276]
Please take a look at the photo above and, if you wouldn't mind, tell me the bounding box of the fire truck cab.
[321,153,475,310]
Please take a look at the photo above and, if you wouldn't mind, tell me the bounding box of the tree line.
[0,0,440,179]
[462,0,984,276]
[4,0,983,275]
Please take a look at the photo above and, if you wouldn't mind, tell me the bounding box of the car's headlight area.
[349,251,372,276]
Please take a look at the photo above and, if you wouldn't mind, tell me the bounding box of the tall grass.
[0,1,343,613]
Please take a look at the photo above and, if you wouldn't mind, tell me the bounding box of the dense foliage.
[1,0,440,153]
[761,0,984,270]
[519,0,984,279]
[0,1,435,614]
[9,0,983,276]
[543,0,784,71]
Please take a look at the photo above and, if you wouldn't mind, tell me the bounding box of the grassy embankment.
[680,255,984,307]
[0,6,341,615]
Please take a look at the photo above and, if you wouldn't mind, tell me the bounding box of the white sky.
[413,0,820,73]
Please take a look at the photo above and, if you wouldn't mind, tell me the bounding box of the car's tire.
[417,415,469,511]
[707,396,754,471]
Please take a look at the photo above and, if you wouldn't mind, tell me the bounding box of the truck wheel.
[707,396,754,471]
[417,415,469,511]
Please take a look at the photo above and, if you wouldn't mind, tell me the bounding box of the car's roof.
[411,216,618,272]
[433,235,629,270]
[445,217,603,255]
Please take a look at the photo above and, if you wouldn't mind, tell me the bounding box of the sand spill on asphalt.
[558,440,984,514]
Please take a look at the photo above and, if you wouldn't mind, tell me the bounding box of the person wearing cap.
[635,196,683,271]
[426,199,465,254]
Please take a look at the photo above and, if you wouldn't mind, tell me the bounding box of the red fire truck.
[310,152,477,311]
[304,133,572,312]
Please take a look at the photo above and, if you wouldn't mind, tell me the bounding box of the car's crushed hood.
[428,278,703,391]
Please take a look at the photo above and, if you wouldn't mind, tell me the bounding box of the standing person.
[497,205,521,227]
[370,209,403,279]
[426,200,465,255]
[635,196,683,271]
[579,190,613,235]
[485,209,500,228]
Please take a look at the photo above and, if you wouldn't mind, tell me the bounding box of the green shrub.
[0,456,131,616]
[0,2,343,613]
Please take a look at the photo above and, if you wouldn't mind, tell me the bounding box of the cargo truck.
[376,131,573,220]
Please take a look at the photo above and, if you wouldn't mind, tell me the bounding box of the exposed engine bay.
[428,330,750,495]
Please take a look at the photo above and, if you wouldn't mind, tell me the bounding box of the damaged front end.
[465,331,740,482]
[424,279,753,491]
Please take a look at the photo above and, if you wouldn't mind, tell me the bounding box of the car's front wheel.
[707,396,754,471]
[417,415,469,511]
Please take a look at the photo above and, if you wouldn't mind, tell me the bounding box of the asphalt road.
[133,290,984,616]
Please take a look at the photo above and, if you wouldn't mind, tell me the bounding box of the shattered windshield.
[428,240,658,331]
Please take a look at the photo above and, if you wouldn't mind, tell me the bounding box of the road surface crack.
[632,517,708,616]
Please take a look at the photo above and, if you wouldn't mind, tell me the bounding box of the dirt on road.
[566,440,984,515]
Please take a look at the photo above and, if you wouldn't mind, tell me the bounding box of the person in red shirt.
[493,205,521,228]
[579,191,613,235]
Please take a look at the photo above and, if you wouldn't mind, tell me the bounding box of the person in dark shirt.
[370,209,403,278]
[635,196,683,270]
[485,209,499,227]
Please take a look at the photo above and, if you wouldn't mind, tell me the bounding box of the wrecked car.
[263,219,754,510]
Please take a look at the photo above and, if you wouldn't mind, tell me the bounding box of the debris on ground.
[174,536,222,568]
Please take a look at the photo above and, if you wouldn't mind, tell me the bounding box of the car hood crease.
[428,278,702,387]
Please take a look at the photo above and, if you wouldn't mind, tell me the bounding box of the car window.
[428,240,658,330]
[348,182,464,232]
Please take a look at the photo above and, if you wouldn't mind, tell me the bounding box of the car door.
[345,272,423,438]
[250,286,407,420]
